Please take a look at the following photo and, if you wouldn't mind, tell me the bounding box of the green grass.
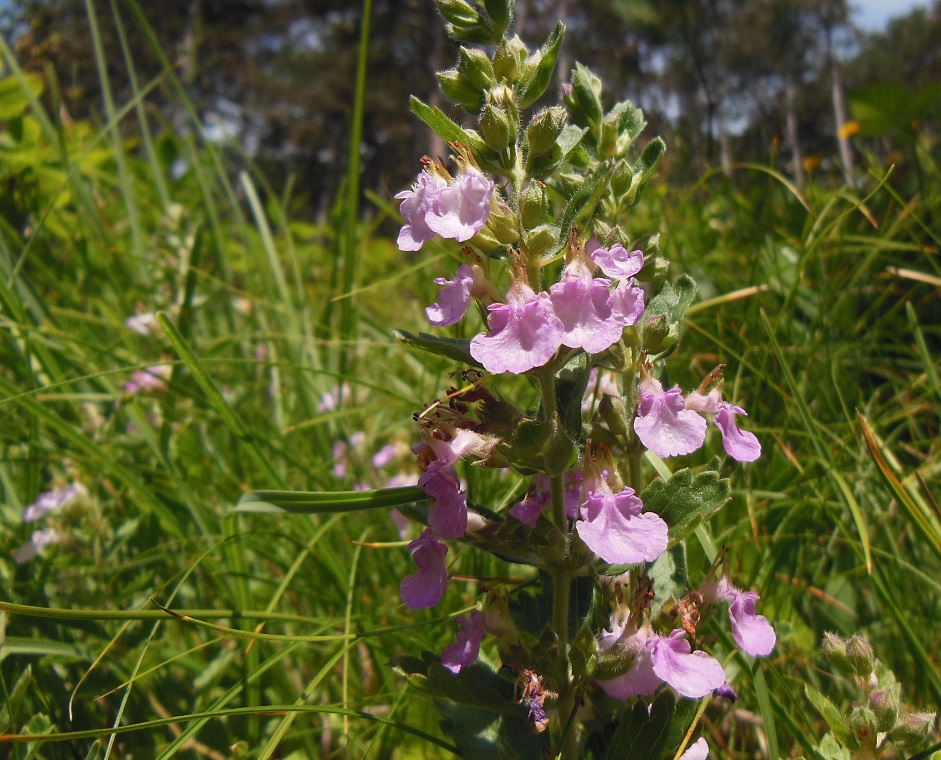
[0,2,939,758]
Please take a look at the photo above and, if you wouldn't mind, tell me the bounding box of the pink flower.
[419,463,468,539]
[123,364,172,395]
[586,238,644,280]
[400,529,449,609]
[686,390,761,462]
[470,282,563,374]
[575,484,668,565]
[395,171,447,251]
[441,611,486,674]
[549,268,624,354]
[425,166,494,243]
[599,625,726,700]
[634,378,706,457]
[610,279,645,326]
[14,527,62,564]
[704,578,776,657]
[426,264,476,327]
[22,483,87,522]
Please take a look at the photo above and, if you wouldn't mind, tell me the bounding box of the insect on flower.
[515,668,556,734]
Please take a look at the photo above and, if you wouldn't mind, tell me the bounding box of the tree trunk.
[830,53,855,185]
[784,74,805,187]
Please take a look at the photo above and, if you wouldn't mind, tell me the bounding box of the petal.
[598,645,662,699]
[610,280,645,327]
[400,529,449,609]
[421,466,468,539]
[728,592,776,656]
[587,238,644,280]
[441,611,486,674]
[425,167,494,242]
[576,488,668,565]
[425,264,475,327]
[679,737,710,760]
[470,287,563,374]
[396,173,444,251]
[714,403,761,462]
[549,274,624,354]
[634,386,707,457]
[651,632,727,699]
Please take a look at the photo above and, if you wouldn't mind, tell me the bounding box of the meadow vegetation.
[0,2,939,758]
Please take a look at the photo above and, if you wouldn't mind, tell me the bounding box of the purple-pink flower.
[549,266,624,355]
[425,166,494,243]
[586,238,644,280]
[395,166,494,251]
[575,485,668,565]
[634,377,707,457]
[686,390,761,462]
[426,264,476,327]
[598,625,726,700]
[419,463,468,539]
[704,578,776,657]
[395,171,447,251]
[441,610,486,674]
[400,529,449,609]
[22,483,87,522]
[470,282,563,374]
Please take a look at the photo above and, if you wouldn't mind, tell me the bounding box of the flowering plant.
[238,1,774,756]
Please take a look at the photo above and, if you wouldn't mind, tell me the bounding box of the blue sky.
[851,0,932,29]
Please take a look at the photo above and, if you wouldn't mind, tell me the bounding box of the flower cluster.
[15,482,88,564]
[380,10,775,753]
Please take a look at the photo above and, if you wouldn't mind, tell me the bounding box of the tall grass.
[0,2,938,758]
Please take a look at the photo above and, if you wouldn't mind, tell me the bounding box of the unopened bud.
[846,634,874,677]
[435,0,479,26]
[822,632,855,676]
[437,69,484,113]
[641,313,670,354]
[523,224,560,259]
[479,103,515,152]
[477,198,519,246]
[493,35,527,82]
[598,394,628,438]
[457,46,495,90]
[567,63,603,128]
[526,107,567,155]
[848,706,878,753]
[886,712,937,753]
[543,417,576,477]
[519,181,549,230]
[869,684,900,733]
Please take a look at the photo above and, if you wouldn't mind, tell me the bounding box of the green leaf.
[556,159,615,247]
[518,23,565,109]
[641,468,731,547]
[0,73,43,121]
[805,685,852,748]
[640,274,697,356]
[235,486,428,514]
[527,124,587,180]
[606,690,699,760]
[393,329,480,367]
[409,96,492,160]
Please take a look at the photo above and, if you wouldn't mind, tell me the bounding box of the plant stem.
[539,371,577,758]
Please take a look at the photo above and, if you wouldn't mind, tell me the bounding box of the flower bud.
[526,107,567,155]
[523,224,559,259]
[848,706,878,753]
[437,69,485,113]
[869,684,900,733]
[457,46,495,90]
[493,35,527,83]
[567,63,603,129]
[435,0,479,26]
[821,632,856,676]
[845,634,874,677]
[598,394,628,438]
[641,313,671,354]
[886,712,937,753]
[519,181,549,230]
[479,103,516,152]
[477,197,519,246]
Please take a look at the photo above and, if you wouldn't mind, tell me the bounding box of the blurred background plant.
[0,0,938,757]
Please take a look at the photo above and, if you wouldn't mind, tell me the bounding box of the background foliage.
[0,0,938,757]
